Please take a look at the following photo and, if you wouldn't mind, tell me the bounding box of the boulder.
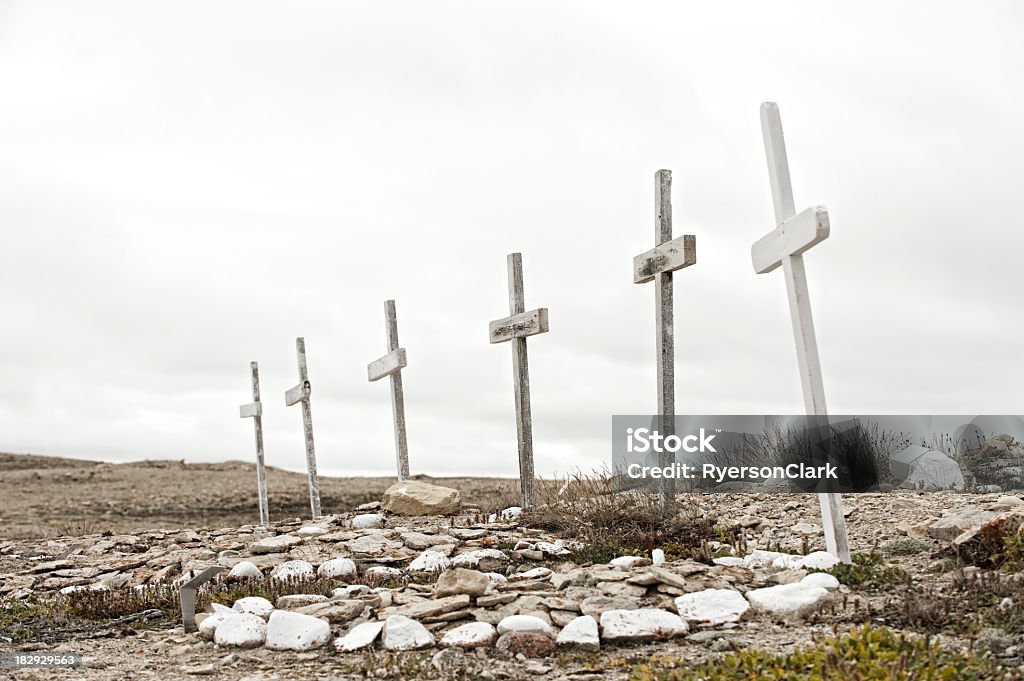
[674,589,749,626]
[555,615,599,652]
[351,513,384,529]
[929,508,995,541]
[318,557,357,579]
[745,582,831,619]
[226,561,262,580]
[381,480,461,516]
[409,550,452,574]
[907,451,965,490]
[496,614,553,638]
[440,621,498,648]
[276,594,328,609]
[231,596,274,620]
[801,572,840,590]
[251,534,302,554]
[270,560,315,581]
[382,614,435,650]
[953,511,1024,567]
[599,609,687,642]
[198,611,229,641]
[495,631,555,657]
[296,599,366,624]
[265,610,332,651]
[334,621,384,652]
[435,568,490,598]
[213,612,267,648]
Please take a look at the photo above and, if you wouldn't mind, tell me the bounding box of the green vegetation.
[630,624,1021,680]
[830,552,909,591]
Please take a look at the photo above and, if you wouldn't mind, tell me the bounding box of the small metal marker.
[180,565,226,633]
[285,337,321,519]
[239,361,269,526]
[489,253,549,508]
[367,299,411,481]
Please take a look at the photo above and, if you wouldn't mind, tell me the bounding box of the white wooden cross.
[489,253,549,508]
[239,361,269,526]
[367,299,410,481]
[751,102,851,562]
[633,169,696,514]
[284,336,322,519]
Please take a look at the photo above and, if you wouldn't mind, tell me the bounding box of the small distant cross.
[368,299,411,481]
[239,361,269,526]
[285,337,322,519]
[489,253,549,508]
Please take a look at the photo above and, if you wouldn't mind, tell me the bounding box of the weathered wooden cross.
[238,361,269,526]
[633,169,696,514]
[284,337,322,519]
[489,253,549,508]
[367,299,410,481]
[751,102,851,562]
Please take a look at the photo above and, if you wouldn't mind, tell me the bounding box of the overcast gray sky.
[0,1,1021,478]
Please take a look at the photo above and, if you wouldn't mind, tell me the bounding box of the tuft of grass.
[829,552,909,591]
[521,469,729,565]
[880,538,929,557]
[896,570,1024,636]
[629,623,1020,680]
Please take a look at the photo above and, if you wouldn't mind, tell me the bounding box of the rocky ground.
[2,454,1024,680]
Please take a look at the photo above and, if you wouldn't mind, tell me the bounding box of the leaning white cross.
[633,169,696,514]
[285,337,322,519]
[367,299,411,481]
[489,252,549,508]
[751,102,851,563]
[239,361,269,526]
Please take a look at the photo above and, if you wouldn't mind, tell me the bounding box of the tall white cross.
[239,361,269,526]
[489,252,549,508]
[368,299,411,481]
[633,169,696,514]
[285,337,321,519]
[751,102,851,563]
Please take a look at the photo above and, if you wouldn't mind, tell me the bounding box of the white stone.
[251,534,302,554]
[214,612,267,648]
[270,560,315,581]
[556,615,599,651]
[352,513,385,529]
[610,556,649,569]
[651,549,666,565]
[451,549,507,570]
[227,561,262,580]
[674,589,750,626]
[382,614,434,650]
[801,572,840,590]
[796,551,840,571]
[745,582,831,619]
[232,596,274,620]
[500,506,522,521]
[439,621,497,648]
[265,610,332,651]
[334,621,384,652]
[712,557,746,567]
[409,550,452,573]
[515,567,552,579]
[535,541,571,556]
[907,451,965,490]
[496,614,553,637]
[210,602,234,615]
[599,609,687,641]
[485,572,508,585]
[317,557,357,579]
[296,525,328,538]
[332,584,372,598]
[743,550,799,569]
[365,566,403,580]
[198,612,229,641]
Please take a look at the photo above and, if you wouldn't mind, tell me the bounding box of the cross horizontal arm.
[751,205,830,274]
[239,402,262,419]
[489,308,549,344]
[634,234,696,284]
[368,348,408,382]
[285,381,311,406]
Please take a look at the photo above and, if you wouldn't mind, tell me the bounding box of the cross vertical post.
[367,299,410,480]
[751,102,851,562]
[285,337,321,519]
[489,253,549,508]
[633,169,697,515]
[239,361,269,526]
